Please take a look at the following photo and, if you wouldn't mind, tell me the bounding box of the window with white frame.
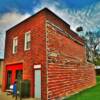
[24,31,31,50]
[13,37,18,54]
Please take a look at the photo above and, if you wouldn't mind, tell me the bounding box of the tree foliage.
[82,31,100,64]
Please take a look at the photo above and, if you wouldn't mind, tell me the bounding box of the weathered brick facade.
[48,64,96,99]
[46,16,96,99]
[3,10,47,99]
[3,8,96,100]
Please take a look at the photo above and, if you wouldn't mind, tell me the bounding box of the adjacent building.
[2,8,96,100]
[95,66,100,75]
[0,59,4,88]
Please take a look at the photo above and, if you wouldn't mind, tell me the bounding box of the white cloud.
[0,1,100,58]
[34,0,100,33]
[0,12,30,33]
[0,12,31,58]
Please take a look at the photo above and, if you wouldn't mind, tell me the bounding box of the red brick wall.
[48,64,96,99]
[46,20,96,99]
[45,9,84,44]
[46,22,86,64]
[3,10,47,99]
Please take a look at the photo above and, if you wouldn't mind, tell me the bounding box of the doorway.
[34,69,41,98]
[7,71,12,89]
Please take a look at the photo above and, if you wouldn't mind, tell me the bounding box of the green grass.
[64,76,100,100]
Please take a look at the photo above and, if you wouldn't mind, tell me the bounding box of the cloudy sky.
[0,0,100,58]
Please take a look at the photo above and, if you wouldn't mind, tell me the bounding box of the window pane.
[25,31,31,50]
[13,37,18,54]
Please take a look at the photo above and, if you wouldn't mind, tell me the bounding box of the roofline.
[6,7,70,32]
[46,20,84,45]
[69,29,84,43]
[6,7,83,44]
[6,8,47,32]
[44,8,70,28]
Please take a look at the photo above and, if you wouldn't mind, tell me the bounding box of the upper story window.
[13,37,18,54]
[24,31,31,50]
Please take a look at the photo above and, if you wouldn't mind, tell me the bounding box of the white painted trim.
[34,65,41,69]
[12,36,18,54]
[24,31,31,51]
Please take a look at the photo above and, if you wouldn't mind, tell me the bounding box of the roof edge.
[6,8,70,32]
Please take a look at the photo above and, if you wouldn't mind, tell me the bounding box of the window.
[24,31,31,50]
[13,37,18,54]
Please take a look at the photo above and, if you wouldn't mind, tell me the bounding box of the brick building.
[3,8,96,100]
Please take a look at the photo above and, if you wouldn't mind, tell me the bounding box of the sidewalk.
[0,92,38,100]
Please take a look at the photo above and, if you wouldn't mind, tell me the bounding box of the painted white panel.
[35,70,41,98]
[34,65,41,69]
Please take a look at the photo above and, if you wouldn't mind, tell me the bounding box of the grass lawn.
[64,76,100,100]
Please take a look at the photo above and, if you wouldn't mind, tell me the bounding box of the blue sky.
[0,0,38,14]
[0,0,100,58]
[0,0,99,14]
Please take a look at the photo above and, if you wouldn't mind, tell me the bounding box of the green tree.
[76,27,100,64]
[85,31,100,63]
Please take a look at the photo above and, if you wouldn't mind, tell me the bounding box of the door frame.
[5,63,23,89]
